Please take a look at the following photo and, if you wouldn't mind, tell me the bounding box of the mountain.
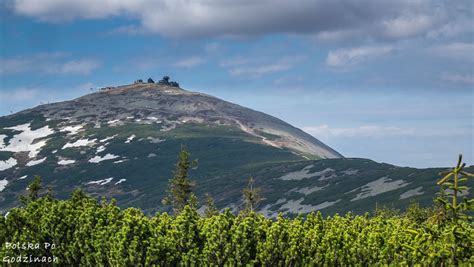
[0,81,471,216]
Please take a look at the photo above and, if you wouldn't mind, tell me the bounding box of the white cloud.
[429,42,474,61]
[441,73,474,85]
[225,56,302,77]
[380,15,435,39]
[12,0,470,40]
[326,46,393,67]
[0,88,38,101]
[0,53,100,75]
[60,60,100,74]
[173,56,205,68]
[303,125,413,140]
[303,124,472,142]
[204,42,221,53]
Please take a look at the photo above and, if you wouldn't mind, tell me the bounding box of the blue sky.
[0,0,472,168]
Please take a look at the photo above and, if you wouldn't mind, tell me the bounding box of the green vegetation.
[162,145,197,214]
[1,155,472,265]
[242,176,262,212]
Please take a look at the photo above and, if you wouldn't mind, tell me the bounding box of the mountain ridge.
[0,81,471,216]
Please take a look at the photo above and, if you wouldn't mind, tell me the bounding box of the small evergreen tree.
[20,175,42,205]
[204,193,219,218]
[436,154,474,221]
[162,145,197,214]
[242,176,262,212]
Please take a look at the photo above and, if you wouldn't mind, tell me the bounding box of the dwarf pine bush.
[0,155,472,265]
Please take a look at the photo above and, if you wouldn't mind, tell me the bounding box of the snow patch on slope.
[290,184,329,195]
[60,125,84,135]
[279,198,341,214]
[0,179,8,192]
[63,138,96,149]
[278,165,314,180]
[115,179,126,185]
[278,166,336,181]
[351,176,410,201]
[89,153,119,163]
[0,158,17,171]
[125,134,136,143]
[26,157,47,166]
[0,135,6,147]
[400,186,424,199]
[86,177,113,185]
[58,158,75,165]
[99,134,118,143]
[1,123,54,158]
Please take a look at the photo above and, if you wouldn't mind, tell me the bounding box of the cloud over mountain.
[12,0,472,40]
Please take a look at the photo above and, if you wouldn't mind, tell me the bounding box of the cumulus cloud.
[429,42,474,61]
[11,0,471,40]
[303,124,472,142]
[441,73,474,85]
[380,14,436,39]
[326,46,393,67]
[0,88,38,102]
[0,53,100,75]
[222,56,302,77]
[303,125,413,140]
[173,56,205,68]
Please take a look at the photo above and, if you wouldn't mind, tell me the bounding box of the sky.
[0,0,472,168]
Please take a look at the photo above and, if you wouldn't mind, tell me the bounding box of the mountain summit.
[34,81,342,159]
[1,79,466,216]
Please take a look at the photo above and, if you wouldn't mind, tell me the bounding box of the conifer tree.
[162,144,197,214]
[19,175,42,205]
[204,193,219,218]
[242,176,262,212]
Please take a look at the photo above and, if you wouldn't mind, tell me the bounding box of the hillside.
[0,81,471,215]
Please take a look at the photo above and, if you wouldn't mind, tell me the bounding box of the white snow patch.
[0,158,17,171]
[19,175,27,180]
[99,134,118,143]
[279,198,341,214]
[400,186,424,200]
[278,165,314,180]
[60,125,84,135]
[351,176,410,201]
[341,169,359,175]
[125,134,136,143]
[96,145,106,153]
[107,119,120,125]
[147,137,165,143]
[260,198,286,218]
[115,179,126,185]
[89,153,119,163]
[52,150,58,154]
[86,177,113,185]
[0,134,6,147]
[58,159,75,165]
[26,157,47,166]
[316,168,337,181]
[0,179,8,192]
[278,166,336,181]
[147,116,158,121]
[1,123,54,158]
[147,153,157,158]
[63,138,96,149]
[291,184,329,195]
[113,159,128,164]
